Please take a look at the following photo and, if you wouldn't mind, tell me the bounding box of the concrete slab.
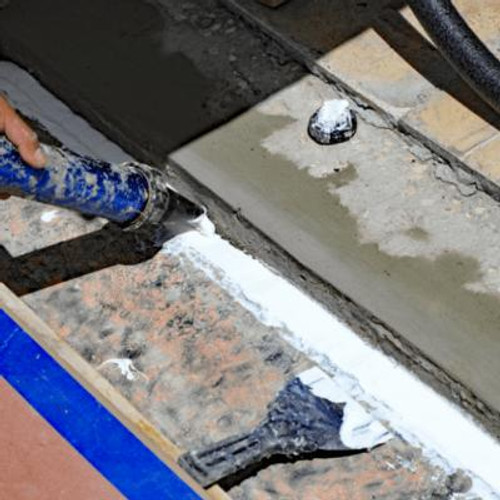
[171,74,500,429]
[220,0,500,196]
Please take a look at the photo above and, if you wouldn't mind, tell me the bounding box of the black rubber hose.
[407,0,500,114]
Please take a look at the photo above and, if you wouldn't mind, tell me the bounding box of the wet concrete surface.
[0,0,304,158]
[171,75,500,430]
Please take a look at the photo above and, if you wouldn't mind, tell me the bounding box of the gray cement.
[171,75,500,433]
[219,0,500,200]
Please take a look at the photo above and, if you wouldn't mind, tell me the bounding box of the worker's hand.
[0,95,46,199]
[0,95,45,167]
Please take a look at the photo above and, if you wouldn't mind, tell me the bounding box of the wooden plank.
[0,283,229,500]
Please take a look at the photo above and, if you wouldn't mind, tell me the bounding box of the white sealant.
[40,209,59,223]
[315,99,351,133]
[299,367,392,450]
[163,216,500,499]
[99,358,147,382]
[3,59,499,498]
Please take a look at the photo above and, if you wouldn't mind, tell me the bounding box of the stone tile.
[0,193,448,500]
[319,8,435,113]
[454,0,500,43]
[465,135,500,184]
[230,440,446,500]
[0,198,451,500]
[403,90,499,156]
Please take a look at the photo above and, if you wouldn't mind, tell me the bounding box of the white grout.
[99,358,148,382]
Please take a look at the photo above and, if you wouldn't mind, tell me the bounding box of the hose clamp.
[120,163,170,232]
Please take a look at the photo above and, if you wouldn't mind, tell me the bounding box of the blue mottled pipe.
[0,136,176,229]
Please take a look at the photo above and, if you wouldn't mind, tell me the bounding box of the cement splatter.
[99,358,148,382]
[299,367,392,450]
[40,209,59,223]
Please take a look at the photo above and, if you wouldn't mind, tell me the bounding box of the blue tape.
[0,310,201,500]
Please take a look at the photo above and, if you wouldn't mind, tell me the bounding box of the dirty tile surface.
[0,195,456,499]
[220,0,500,190]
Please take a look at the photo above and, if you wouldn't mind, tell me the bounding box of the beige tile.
[403,91,498,155]
[465,135,500,183]
[320,26,434,112]
[454,0,500,42]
